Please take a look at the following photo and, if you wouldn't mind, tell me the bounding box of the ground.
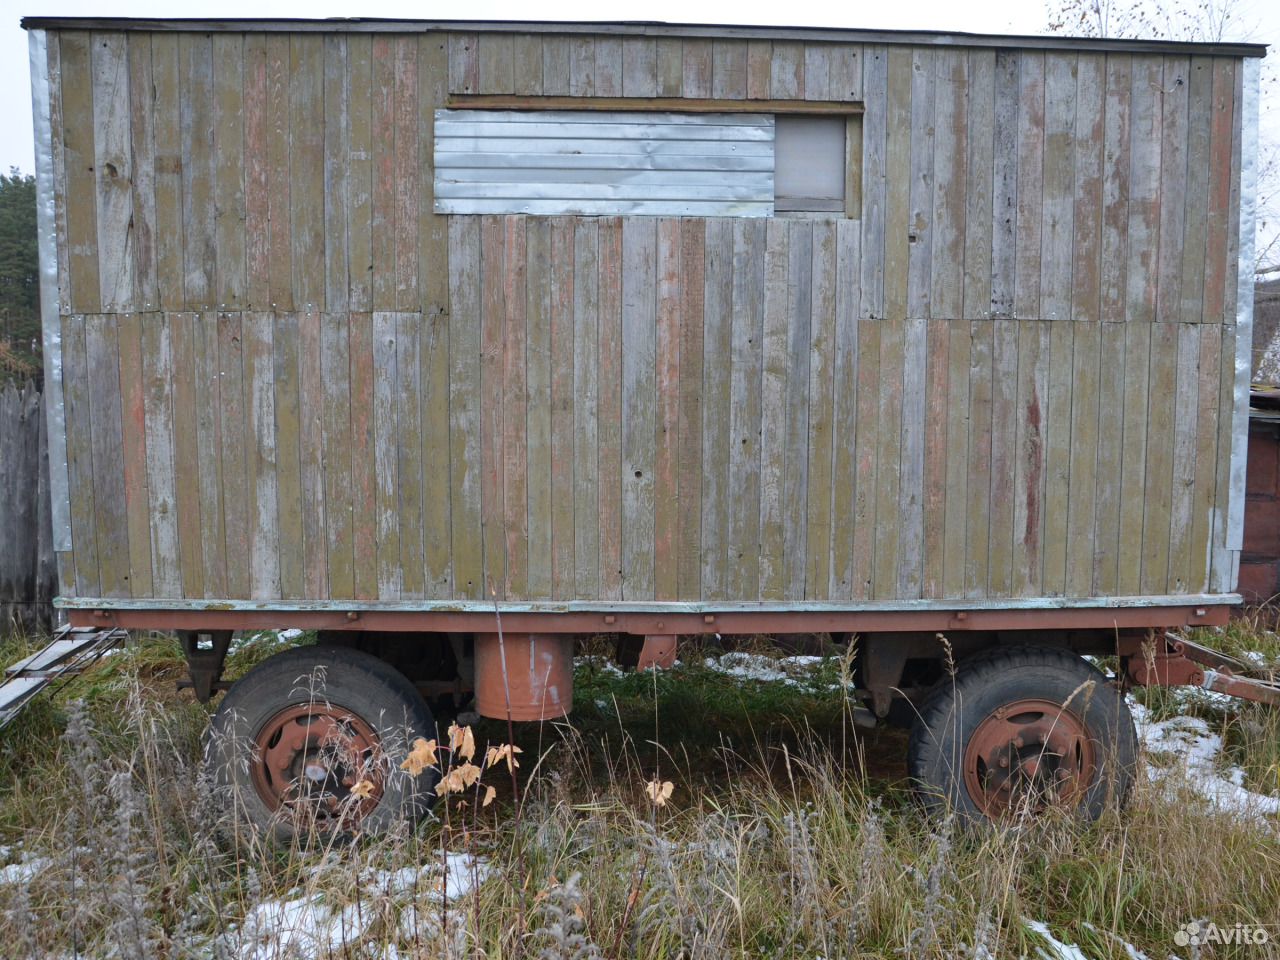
[1,624,1279,959]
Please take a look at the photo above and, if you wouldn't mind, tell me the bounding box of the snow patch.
[1023,919,1091,960]
[704,652,832,686]
[0,853,51,886]
[1132,701,1280,824]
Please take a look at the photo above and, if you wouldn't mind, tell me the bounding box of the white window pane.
[774,115,845,212]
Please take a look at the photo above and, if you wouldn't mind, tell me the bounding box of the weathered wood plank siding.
[43,28,1248,604]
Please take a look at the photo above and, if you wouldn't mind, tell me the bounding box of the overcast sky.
[3,0,1277,256]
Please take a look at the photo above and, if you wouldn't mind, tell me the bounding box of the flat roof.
[18,17,1268,59]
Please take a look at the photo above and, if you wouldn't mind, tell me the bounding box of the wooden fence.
[0,381,57,634]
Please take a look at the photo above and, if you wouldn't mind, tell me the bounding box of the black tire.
[206,645,439,844]
[907,645,1138,824]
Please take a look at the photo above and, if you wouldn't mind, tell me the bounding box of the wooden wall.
[43,28,1248,603]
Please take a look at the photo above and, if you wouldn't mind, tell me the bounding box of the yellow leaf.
[350,779,376,801]
[448,723,476,762]
[485,743,524,773]
[482,785,496,807]
[457,762,482,788]
[644,779,674,806]
[400,738,438,776]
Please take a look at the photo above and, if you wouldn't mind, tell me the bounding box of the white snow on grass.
[1024,919,1091,960]
[704,652,832,686]
[0,853,51,886]
[1131,701,1280,824]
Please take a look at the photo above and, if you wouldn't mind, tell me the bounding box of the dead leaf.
[482,785,496,807]
[448,723,476,761]
[400,738,438,776]
[644,779,674,807]
[485,743,524,773]
[350,779,376,801]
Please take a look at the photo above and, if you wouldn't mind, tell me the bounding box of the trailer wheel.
[207,646,439,843]
[907,646,1137,824]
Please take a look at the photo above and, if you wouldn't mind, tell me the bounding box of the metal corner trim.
[1227,57,1261,559]
[28,30,72,554]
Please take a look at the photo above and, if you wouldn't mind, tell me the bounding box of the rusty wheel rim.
[962,698,1097,818]
[250,703,384,831]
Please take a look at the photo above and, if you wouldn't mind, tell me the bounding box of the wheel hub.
[250,703,384,830]
[962,698,1096,818]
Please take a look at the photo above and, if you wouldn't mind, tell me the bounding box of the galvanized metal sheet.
[435,109,775,217]
[1227,56,1260,560]
[28,29,72,553]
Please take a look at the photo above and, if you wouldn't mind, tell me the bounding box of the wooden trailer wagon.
[14,15,1276,830]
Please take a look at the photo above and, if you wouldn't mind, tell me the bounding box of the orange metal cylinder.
[474,633,574,721]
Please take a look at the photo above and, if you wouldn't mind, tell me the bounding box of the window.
[434,107,860,219]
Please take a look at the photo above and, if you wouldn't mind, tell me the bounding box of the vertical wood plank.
[48,34,71,312]
[964,321,993,597]
[1140,323,1178,593]
[1188,325,1221,591]
[682,39,712,98]
[1167,322,1200,591]
[300,308,330,599]
[447,33,478,94]
[831,221,862,599]
[195,315,237,596]
[1100,54,1131,323]
[478,33,514,94]
[657,38,683,97]
[921,318,949,597]
[569,37,595,97]
[987,319,1018,596]
[180,33,215,309]
[323,36,350,314]
[217,313,249,599]
[1092,321,1127,593]
[265,34,292,310]
[62,315,100,596]
[1116,322,1151,594]
[1041,321,1074,594]
[273,312,303,599]
[830,44,863,100]
[930,48,966,319]
[504,217,530,600]
[622,38,658,98]
[963,50,995,320]
[622,218,657,600]
[1014,52,1044,320]
[784,222,813,600]
[1013,320,1049,596]
[142,315,181,597]
[712,40,747,100]
[1156,55,1190,322]
[908,47,936,321]
[243,33,270,309]
[1210,323,1235,591]
[990,50,1019,319]
[804,44,832,101]
[770,41,804,99]
[677,221,706,600]
[60,33,101,314]
[941,322,970,596]
[371,311,400,599]
[243,312,279,599]
[654,218,682,600]
[90,33,134,313]
[449,217,483,599]
[318,313,353,599]
[758,220,789,600]
[420,32,450,328]
[806,221,837,599]
[347,34,373,312]
[1040,52,1077,322]
[746,40,771,100]
[1071,54,1105,323]
[551,218,577,598]
[1203,58,1235,325]
[349,315,378,600]
[525,218,553,600]
[1126,57,1163,324]
[860,46,887,318]
[594,38,623,97]
[542,35,570,96]
[727,219,765,600]
[884,47,912,321]
[851,317,881,600]
[701,219,734,599]
[512,35,543,95]
[212,34,245,308]
[371,36,396,312]
[393,38,419,313]
[573,218,600,600]
[86,315,129,597]
[169,312,203,598]
[898,316,927,597]
[117,312,152,598]
[1179,56,1213,325]
[395,310,425,599]
[597,217,623,599]
[1065,321,1101,597]
[480,218,508,599]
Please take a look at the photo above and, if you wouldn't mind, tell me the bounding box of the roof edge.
[17,17,1269,58]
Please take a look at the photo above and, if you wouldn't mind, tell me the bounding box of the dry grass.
[0,628,1278,959]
